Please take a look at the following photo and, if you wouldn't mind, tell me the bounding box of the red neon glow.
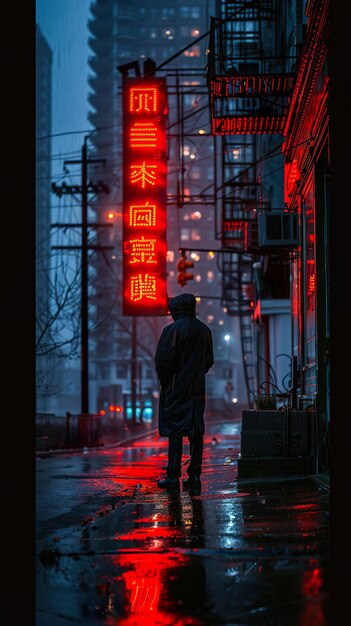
[123,77,167,315]
[99,409,105,416]
[113,551,201,626]
[130,273,157,302]
[129,201,156,227]
[108,405,114,412]
[129,237,157,264]
[129,88,158,113]
[130,122,158,148]
[308,273,316,296]
[284,159,300,203]
[130,161,158,187]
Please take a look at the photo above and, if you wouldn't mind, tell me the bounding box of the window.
[100,364,110,380]
[116,364,126,378]
[162,7,175,19]
[180,25,190,37]
[163,28,174,40]
[180,7,200,19]
[190,167,201,180]
[183,46,200,57]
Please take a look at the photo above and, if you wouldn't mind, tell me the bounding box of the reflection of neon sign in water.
[116,551,202,625]
[299,566,325,626]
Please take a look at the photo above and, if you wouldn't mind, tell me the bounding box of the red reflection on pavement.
[299,567,326,626]
[110,551,202,626]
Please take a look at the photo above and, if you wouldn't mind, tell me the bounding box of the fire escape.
[207,0,295,406]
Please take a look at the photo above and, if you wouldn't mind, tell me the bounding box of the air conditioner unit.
[258,211,298,249]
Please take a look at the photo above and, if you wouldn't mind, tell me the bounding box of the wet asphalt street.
[36,417,329,625]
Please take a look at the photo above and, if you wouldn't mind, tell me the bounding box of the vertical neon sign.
[123,77,168,315]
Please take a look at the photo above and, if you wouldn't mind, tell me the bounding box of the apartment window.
[180,25,190,37]
[150,28,157,39]
[207,271,214,283]
[100,364,110,380]
[163,28,174,40]
[183,46,200,57]
[190,167,201,180]
[180,7,200,19]
[162,8,175,19]
[181,228,190,241]
[116,364,126,378]
[191,229,201,241]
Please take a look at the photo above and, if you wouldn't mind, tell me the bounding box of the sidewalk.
[36,416,329,625]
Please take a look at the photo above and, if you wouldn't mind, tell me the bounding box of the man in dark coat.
[154,293,214,490]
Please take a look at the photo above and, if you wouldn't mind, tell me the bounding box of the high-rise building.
[87,0,246,417]
[36,24,52,412]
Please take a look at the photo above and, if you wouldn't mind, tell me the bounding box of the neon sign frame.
[122,77,168,315]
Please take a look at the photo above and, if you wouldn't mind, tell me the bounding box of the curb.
[36,428,159,458]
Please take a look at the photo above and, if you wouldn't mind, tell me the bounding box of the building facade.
[36,24,53,412]
[283,0,330,469]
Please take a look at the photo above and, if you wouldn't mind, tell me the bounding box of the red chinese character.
[308,273,316,296]
[130,274,157,302]
[130,122,158,148]
[130,161,158,188]
[129,202,157,227]
[129,88,158,113]
[129,237,157,264]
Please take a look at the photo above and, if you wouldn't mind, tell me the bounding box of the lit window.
[207,251,215,259]
[190,252,200,261]
[166,250,174,262]
[190,210,202,219]
[183,145,191,156]
[183,212,190,221]
[183,46,200,57]
[191,229,201,241]
[191,28,200,37]
[218,320,224,325]
[184,187,191,201]
[181,228,190,241]
[207,315,214,324]
[207,271,214,283]
[195,274,202,282]
[163,28,174,40]
[150,28,157,39]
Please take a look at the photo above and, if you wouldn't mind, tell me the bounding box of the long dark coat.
[154,293,214,437]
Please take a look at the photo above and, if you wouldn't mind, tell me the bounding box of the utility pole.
[131,317,137,426]
[52,135,113,415]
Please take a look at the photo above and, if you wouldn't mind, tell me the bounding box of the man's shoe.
[157,477,180,488]
[183,475,201,488]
